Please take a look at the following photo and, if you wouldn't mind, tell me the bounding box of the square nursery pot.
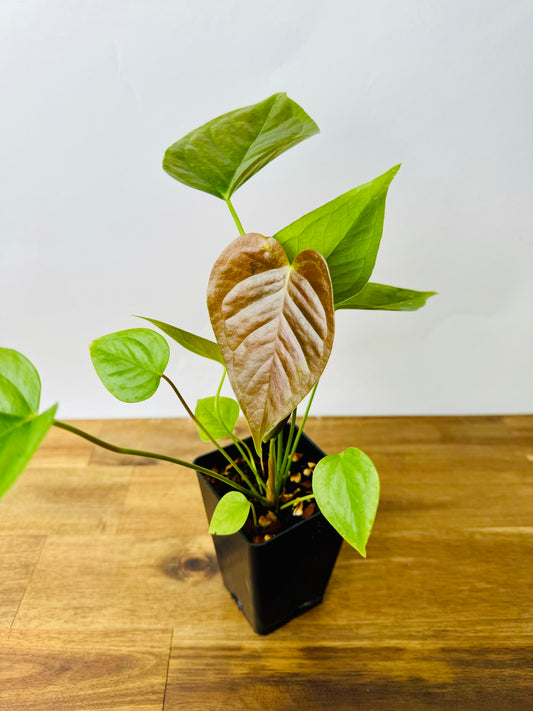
[194,427,343,635]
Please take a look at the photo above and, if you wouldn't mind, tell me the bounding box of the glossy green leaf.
[195,396,240,442]
[0,405,57,498]
[207,233,335,453]
[136,316,224,364]
[274,165,400,306]
[336,282,437,311]
[313,448,380,557]
[90,328,169,403]
[0,348,41,416]
[208,491,251,535]
[163,93,319,200]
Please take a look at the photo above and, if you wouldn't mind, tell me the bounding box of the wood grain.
[0,536,44,630]
[165,637,533,711]
[0,415,531,709]
[0,630,171,711]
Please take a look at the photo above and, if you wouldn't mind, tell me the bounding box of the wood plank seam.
[8,535,47,637]
[162,627,174,711]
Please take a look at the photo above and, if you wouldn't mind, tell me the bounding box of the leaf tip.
[389,163,401,180]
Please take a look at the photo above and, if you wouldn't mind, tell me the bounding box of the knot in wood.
[162,550,218,582]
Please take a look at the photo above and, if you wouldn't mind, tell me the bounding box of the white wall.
[1,0,532,419]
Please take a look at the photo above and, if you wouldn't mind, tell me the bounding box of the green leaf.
[208,491,251,535]
[136,316,224,364]
[0,348,41,416]
[0,405,57,498]
[336,282,437,311]
[274,165,400,306]
[195,396,240,442]
[163,92,319,200]
[313,448,380,557]
[207,233,335,453]
[90,328,170,403]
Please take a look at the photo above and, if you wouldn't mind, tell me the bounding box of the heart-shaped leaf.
[208,491,251,535]
[207,233,334,452]
[0,405,57,498]
[274,165,400,306]
[136,316,224,364]
[336,282,437,311]
[90,328,169,403]
[0,348,41,416]
[313,448,380,557]
[163,93,319,200]
[195,396,240,442]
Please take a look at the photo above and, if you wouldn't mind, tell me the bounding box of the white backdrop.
[1,0,532,419]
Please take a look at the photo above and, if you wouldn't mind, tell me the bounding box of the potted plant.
[0,93,435,634]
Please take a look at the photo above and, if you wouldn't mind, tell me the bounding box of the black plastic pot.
[194,428,343,635]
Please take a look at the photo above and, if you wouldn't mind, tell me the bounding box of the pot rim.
[194,426,329,548]
[197,468,330,548]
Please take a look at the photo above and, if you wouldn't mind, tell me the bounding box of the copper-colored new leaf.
[207,233,335,451]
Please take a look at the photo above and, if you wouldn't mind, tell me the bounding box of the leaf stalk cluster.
[0,92,432,552]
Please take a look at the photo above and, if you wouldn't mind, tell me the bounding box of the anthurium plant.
[0,93,435,557]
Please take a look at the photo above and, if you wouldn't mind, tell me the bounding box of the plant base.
[194,429,342,635]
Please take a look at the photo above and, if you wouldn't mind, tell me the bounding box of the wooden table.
[1,415,531,710]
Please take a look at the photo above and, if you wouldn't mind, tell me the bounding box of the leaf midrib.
[221,94,282,199]
[0,412,35,440]
[258,267,320,435]
[94,340,163,376]
[0,374,33,416]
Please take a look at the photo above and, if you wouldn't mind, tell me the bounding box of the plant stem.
[214,369,263,491]
[161,373,259,497]
[225,197,245,235]
[274,428,285,500]
[234,436,264,492]
[276,410,296,499]
[53,420,268,503]
[250,501,259,529]
[279,494,315,511]
[280,381,320,489]
[266,439,276,504]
